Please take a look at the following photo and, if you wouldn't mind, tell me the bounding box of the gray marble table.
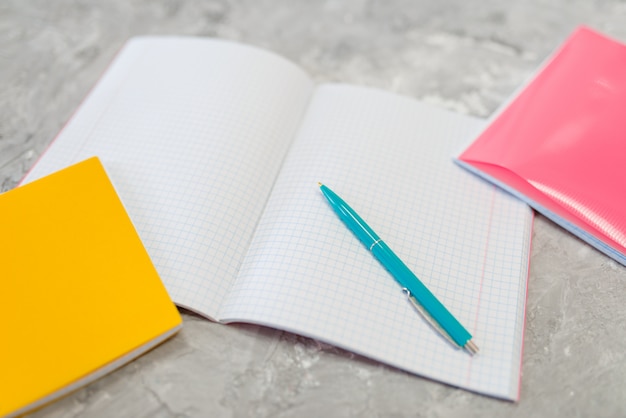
[2,1,626,417]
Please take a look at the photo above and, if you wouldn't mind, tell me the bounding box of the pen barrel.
[371,241,472,347]
[320,184,381,245]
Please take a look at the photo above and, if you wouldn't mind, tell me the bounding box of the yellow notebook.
[0,157,182,417]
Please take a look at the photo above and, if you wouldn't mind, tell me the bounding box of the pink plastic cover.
[458,26,626,264]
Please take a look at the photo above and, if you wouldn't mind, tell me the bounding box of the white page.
[219,84,533,399]
[21,37,314,318]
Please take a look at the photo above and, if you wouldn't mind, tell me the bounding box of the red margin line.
[466,186,497,386]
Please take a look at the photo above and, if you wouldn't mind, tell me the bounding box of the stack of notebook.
[456,26,626,266]
[1,158,182,417]
[2,25,623,415]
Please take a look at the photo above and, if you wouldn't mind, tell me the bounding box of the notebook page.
[21,37,314,318]
[220,85,532,399]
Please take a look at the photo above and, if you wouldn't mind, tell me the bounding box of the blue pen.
[319,183,479,355]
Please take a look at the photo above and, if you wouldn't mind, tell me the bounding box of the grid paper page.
[21,37,314,318]
[220,85,533,399]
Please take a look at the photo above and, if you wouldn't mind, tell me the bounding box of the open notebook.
[21,37,533,400]
[457,26,626,266]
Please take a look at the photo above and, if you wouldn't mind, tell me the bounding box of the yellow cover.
[0,157,182,417]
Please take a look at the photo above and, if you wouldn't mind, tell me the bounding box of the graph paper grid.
[21,39,532,400]
[219,85,532,400]
[21,37,315,318]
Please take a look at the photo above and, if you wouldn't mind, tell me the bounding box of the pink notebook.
[457,26,626,265]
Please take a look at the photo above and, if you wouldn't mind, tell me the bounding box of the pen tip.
[464,339,479,356]
[317,182,323,187]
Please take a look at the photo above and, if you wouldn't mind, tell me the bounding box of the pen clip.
[402,288,458,349]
